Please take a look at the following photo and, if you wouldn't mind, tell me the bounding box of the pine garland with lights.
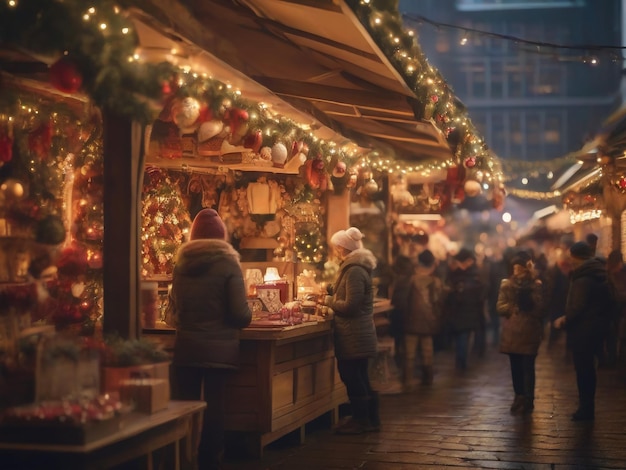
[346,0,503,187]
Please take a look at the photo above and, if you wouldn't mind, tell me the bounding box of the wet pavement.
[223,334,626,469]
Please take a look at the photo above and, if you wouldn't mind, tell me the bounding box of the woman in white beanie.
[328,227,379,434]
[169,208,251,469]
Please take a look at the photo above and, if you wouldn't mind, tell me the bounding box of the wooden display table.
[0,400,205,469]
[229,321,348,457]
[144,320,348,457]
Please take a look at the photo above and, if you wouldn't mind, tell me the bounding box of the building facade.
[401,0,622,163]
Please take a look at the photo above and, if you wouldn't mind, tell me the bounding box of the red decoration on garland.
[430,95,439,103]
[0,129,13,163]
[464,156,477,168]
[28,121,53,159]
[305,157,328,191]
[619,176,626,189]
[49,57,83,94]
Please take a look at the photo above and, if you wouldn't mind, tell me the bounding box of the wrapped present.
[101,362,170,393]
[119,378,170,414]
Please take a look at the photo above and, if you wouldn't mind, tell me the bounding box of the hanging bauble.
[463,179,482,197]
[28,121,53,159]
[0,129,13,163]
[305,157,328,190]
[464,156,477,168]
[49,57,83,93]
[197,120,224,143]
[35,214,66,245]
[271,143,288,167]
[226,108,249,145]
[171,97,201,132]
[330,161,348,195]
[0,178,25,199]
[243,129,263,153]
[618,176,626,190]
[56,245,89,277]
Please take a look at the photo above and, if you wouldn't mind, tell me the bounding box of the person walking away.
[606,249,626,365]
[443,248,485,371]
[544,250,572,351]
[496,250,544,414]
[553,241,613,421]
[327,227,379,434]
[403,249,444,390]
[168,208,252,469]
[390,254,415,371]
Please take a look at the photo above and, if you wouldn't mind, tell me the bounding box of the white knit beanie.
[330,227,364,252]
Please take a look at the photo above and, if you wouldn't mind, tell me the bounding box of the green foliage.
[102,335,170,367]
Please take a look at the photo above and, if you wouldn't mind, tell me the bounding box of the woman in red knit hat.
[168,208,251,469]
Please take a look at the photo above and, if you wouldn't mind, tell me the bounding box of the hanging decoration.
[141,167,192,277]
[49,56,83,94]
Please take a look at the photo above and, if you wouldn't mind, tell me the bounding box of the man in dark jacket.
[169,208,252,469]
[444,248,486,371]
[553,241,612,421]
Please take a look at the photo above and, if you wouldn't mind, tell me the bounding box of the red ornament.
[430,95,439,103]
[49,57,83,94]
[28,121,53,159]
[619,176,626,189]
[464,156,477,168]
[243,129,263,153]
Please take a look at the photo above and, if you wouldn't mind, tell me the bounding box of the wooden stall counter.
[143,319,348,458]
[0,400,205,469]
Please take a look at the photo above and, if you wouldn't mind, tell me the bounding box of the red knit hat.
[190,209,227,240]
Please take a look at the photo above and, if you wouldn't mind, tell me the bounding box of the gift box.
[102,362,170,393]
[119,378,170,414]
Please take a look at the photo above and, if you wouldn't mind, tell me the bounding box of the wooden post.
[102,110,144,339]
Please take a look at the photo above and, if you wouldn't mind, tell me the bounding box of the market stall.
[0,0,502,461]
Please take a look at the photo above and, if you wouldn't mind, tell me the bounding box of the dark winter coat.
[390,255,415,340]
[329,248,378,360]
[405,267,444,335]
[564,257,613,352]
[497,276,544,355]
[443,263,485,333]
[169,239,252,369]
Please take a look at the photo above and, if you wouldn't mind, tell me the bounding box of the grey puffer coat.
[565,257,613,352]
[405,267,444,335]
[169,239,252,369]
[329,248,378,360]
[497,276,544,355]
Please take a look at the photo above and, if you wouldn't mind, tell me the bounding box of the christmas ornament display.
[271,143,288,167]
[330,161,349,195]
[49,57,83,94]
[171,97,201,132]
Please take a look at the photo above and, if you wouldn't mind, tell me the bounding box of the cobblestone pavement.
[224,335,626,469]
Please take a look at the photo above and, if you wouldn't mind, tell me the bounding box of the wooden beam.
[252,76,412,113]
[102,110,142,339]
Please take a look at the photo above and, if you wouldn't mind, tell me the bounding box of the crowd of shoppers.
[167,216,623,467]
[388,231,622,423]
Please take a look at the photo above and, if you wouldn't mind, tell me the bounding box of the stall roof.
[131,0,453,162]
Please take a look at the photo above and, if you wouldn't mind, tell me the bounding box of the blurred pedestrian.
[390,254,415,370]
[606,249,626,365]
[544,250,572,350]
[553,241,613,421]
[402,249,444,390]
[328,227,379,434]
[169,208,252,469]
[497,250,545,414]
[443,248,485,371]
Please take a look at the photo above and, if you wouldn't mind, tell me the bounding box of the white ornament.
[271,143,288,166]
[198,120,224,142]
[171,97,201,132]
